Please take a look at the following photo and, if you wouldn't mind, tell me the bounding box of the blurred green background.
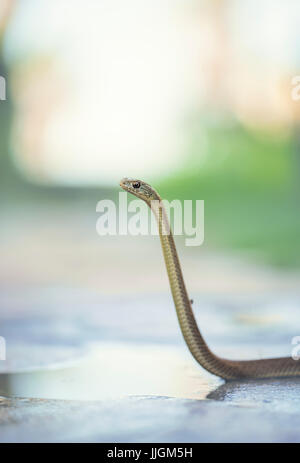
[159,122,300,267]
[0,0,300,273]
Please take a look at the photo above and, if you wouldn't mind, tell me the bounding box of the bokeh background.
[1,0,300,270]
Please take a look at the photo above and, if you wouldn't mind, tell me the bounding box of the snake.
[120,178,300,380]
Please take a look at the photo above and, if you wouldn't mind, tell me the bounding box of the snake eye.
[132,182,140,189]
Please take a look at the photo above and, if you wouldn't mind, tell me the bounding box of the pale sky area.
[3,0,300,185]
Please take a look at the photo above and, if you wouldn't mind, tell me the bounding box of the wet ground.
[1,199,300,442]
[1,287,300,442]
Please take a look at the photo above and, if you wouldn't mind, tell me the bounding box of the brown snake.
[120,178,300,380]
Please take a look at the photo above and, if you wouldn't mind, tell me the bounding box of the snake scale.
[120,178,300,380]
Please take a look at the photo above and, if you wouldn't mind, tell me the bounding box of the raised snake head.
[120,178,161,203]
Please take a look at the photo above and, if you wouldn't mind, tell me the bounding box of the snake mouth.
[119,178,131,193]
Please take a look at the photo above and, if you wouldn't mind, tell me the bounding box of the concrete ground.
[1,198,300,442]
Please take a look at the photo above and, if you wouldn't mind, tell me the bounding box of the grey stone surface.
[2,394,300,443]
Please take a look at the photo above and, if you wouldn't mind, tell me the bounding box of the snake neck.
[149,201,227,378]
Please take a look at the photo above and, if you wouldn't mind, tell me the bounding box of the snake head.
[120,178,161,202]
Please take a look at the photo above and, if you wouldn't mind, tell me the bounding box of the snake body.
[120,178,300,380]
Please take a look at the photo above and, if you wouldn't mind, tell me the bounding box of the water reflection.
[2,341,300,414]
[0,342,220,401]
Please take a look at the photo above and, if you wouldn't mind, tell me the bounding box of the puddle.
[1,289,299,407]
[0,342,220,401]
[2,341,300,414]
